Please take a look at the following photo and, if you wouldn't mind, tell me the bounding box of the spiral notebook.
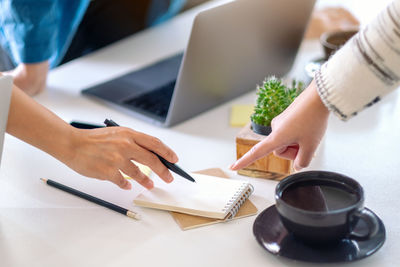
[133,173,254,220]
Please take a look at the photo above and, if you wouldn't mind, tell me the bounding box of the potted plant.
[235,76,304,179]
[251,76,304,135]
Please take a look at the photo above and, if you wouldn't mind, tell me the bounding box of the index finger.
[230,135,281,170]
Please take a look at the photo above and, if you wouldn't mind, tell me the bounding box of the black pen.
[70,121,104,129]
[104,119,196,183]
[41,178,140,220]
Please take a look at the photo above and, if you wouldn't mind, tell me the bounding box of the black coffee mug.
[275,171,379,245]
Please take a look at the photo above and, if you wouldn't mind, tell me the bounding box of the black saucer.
[253,205,386,263]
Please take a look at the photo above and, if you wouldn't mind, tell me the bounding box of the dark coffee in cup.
[275,171,378,245]
[281,182,359,212]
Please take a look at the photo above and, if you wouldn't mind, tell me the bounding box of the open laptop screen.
[82,0,316,127]
[0,76,13,165]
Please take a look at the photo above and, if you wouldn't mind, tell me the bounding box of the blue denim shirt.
[0,0,185,68]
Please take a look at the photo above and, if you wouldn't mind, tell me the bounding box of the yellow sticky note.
[230,104,254,127]
[122,161,152,179]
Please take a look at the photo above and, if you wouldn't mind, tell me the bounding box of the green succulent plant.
[251,76,304,127]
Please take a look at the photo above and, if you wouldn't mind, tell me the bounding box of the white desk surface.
[1,0,399,266]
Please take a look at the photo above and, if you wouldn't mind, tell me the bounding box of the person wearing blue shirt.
[0,0,186,95]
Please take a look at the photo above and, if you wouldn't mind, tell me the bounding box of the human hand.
[6,82,178,190]
[4,62,49,96]
[230,80,330,171]
[64,126,179,190]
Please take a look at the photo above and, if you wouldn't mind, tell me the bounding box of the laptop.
[0,75,13,165]
[82,0,316,127]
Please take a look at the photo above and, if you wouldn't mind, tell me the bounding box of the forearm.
[6,85,76,163]
[5,83,178,189]
[315,0,400,120]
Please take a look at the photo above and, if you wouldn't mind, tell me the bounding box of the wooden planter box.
[236,123,293,180]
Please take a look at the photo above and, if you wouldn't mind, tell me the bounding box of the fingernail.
[229,163,237,170]
[145,179,154,189]
[167,173,174,183]
[124,182,132,190]
[173,154,179,162]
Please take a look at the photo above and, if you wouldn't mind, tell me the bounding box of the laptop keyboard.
[123,81,176,119]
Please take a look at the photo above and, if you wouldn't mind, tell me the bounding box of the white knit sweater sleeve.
[315,0,400,120]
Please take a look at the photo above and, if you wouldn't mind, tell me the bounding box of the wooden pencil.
[40,178,140,220]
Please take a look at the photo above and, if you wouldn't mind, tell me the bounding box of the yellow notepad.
[230,104,254,127]
[133,173,254,219]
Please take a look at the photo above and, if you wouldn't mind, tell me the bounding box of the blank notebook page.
[133,173,252,219]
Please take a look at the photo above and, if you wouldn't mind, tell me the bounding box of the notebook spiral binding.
[224,183,254,220]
